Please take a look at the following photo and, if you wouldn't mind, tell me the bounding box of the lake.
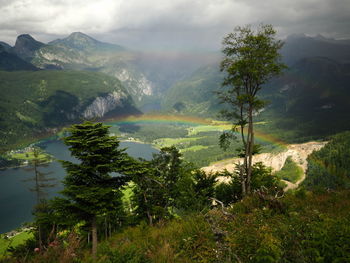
[0,140,158,234]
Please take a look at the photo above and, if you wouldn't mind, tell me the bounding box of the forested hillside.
[303,131,350,189]
[163,35,350,142]
[0,70,138,151]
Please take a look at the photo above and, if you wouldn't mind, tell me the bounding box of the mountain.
[260,56,350,140]
[281,34,350,65]
[29,32,156,104]
[25,32,218,107]
[0,70,139,151]
[2,32,219,107]
[48,32,124,52]
[0,51,38,71]
[0,41,11,52]
[163,35,350,141]
[162,64,224,116]
[11,34,44,61]
[0,38,39,71]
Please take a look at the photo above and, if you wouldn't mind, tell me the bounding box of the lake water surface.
[0,140,158,233]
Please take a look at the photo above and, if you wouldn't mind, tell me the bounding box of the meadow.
[0,231,33,258]
[109,116,286,167]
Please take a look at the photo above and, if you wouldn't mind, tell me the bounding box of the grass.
[274,156,303,183]
[109,119,286,167]
[187,124,231,136]
[10,151,51,162]
[153,137,204,149]
[179,145,209,153]
[0,231,34,257]
[92,190,350,263]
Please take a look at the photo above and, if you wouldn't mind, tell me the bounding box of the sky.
[0,0,349,51]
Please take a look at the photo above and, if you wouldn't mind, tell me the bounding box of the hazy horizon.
[1,0,349,52]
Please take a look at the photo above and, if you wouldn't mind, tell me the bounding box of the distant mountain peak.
[15,34,44,48]
[0,41,12,52]
[16,34,36,41]
[49,32,124,52]
[285,33,308,40]
[13,34,44,61]
[68,32,95,39]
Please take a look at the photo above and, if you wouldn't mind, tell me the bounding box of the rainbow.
[106,114,212,126]
[254,130,287,148]
[105,114,287,148]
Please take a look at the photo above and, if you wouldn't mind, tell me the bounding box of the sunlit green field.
[10,151,52,162]
[110,120,284,167]
[0,231,34,257]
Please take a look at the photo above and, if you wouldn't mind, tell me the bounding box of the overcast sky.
[0,0,349,51]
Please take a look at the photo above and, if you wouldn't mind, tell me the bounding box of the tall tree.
[59,121,130,258]
[24,147,55,250]
[131,146,182,224]
[218,24,285,196]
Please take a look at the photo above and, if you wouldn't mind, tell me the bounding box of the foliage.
[131,147,217,224]
[131,159,169,225]
[22,147,56,250]
[175,169,217,212]
[97,215,217,263]
[304,131,350,189]
[6,190,350,262]
[274,156,303,183]
[218,24,286,195]
[0,231,34,259]
[57,121,132,256]
[89,190,350,263]
[215,162,283,205]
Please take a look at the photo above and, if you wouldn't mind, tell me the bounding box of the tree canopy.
[218,24,286,195]
[59,121,131,257]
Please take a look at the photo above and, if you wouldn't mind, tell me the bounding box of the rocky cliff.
[83,91,127,119]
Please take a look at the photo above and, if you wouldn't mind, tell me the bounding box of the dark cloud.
[0,0,349,50]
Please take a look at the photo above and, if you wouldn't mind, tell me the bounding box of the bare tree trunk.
[238,98,248,197]
[147,210,153,226]
[246,107,254,195]
[143,192,153,225]
[91,217,98,260]
[105,216,108,240]
[239,162,246,196]
[243,121,251,196]
[34,161,43,251]
[241,125,249,196]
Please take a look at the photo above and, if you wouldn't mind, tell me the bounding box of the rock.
[82,91,126,119]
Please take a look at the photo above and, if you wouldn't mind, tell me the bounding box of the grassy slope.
[0,70,133,152]
[274,156,303,183]
[93,190,350,263]
[0,231,34,258]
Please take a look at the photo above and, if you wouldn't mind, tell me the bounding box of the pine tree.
[24,147,55,250]
[59,121,130,258]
